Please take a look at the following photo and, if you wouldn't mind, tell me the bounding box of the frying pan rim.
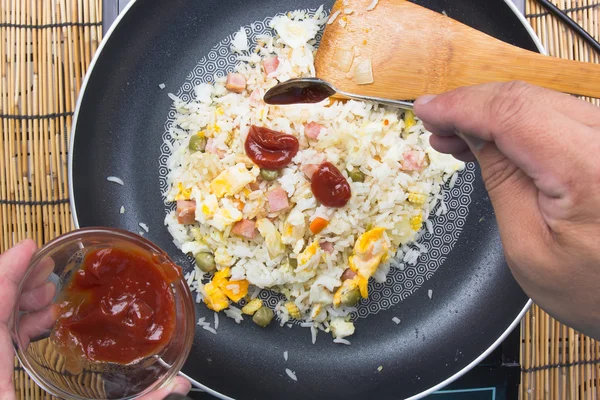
[68,1,545,398]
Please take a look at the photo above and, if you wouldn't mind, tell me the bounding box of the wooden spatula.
[314,0,600,100]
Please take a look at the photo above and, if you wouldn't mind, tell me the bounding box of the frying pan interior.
[70,1,538,398]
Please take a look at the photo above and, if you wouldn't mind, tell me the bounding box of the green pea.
[194,252,215,272]
[189,135,207,153]
[288,258,298,269]
[260,169,279,181]
[348,168,365,183]
[341,288,361,307]
[252,306,274,328]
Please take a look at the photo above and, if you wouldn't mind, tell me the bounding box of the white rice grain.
[158,83,166,89]
[120,206,125,214]
[392,317,401,325]
[284,351,288,361]
[327,10,341,24]
[285,368,298,381]
[203,326,217,335]
[428,289,433,299]
[106,176,124,185]
[214,312,220,330]
[333,338,351,345]
[449,172,459,189]
[224,306,244,324]
[139,222,149,233]
[425,219,433,235]
[310,326,317,344]
[366,0,379,11]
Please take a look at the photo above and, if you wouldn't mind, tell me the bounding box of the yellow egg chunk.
[297,240,320,266]
[204,281,230,312]
[349,227,389,279]
[333,276,360,307]
[210,163,258,198]
[220,279,249,302]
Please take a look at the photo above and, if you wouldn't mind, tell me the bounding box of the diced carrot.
[384,119,389,126]
[310,217,329,234]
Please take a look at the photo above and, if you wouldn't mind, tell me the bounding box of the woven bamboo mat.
[1,0,599,399]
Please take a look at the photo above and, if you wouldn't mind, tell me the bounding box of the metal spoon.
[263,77,414,110]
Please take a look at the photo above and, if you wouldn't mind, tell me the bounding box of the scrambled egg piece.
[208,198,243,231]
[297,240,321,268]
[330,317,355,339]
[221,279,249,302]
[333,276,359,307]
[203,267,250,310]
[175,182,192,200]
[210,163,258,198]
[257,218,285,258]
[204,281,229,312]
[349,227,389,279]
[198,194,218,220]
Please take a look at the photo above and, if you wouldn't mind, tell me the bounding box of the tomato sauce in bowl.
[51,246,180,365]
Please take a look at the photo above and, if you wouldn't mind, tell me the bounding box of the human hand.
[414,81,600,340]
[0,240,191,399]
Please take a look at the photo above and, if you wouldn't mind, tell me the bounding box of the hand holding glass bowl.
[4,229,195,400]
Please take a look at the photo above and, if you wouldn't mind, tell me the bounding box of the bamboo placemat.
[522,2,600,399]
[1,0,599,399]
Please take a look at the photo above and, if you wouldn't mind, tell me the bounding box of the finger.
[429,135,470,155]
[139,376,191,400]
[19,281,56,312]
[423,122,455,137]
[0,240,38,322]
[17,307,56,349]
[0,239,37,286]
[22,256,54,291]
[414,82,598,199]
[451,149,476,163]
[471,142,553,253]
[0,329,17,400]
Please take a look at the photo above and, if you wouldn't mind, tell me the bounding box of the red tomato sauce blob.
[51,246,179,365]
[244,125,299,170]
[311,162,352,208]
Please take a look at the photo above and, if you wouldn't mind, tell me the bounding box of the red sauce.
[311,162,352,208]
[244,125,299,170]
[263,83,333,105]
[51,246,179,365]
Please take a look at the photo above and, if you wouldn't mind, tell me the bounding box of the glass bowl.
[10,228,196,400]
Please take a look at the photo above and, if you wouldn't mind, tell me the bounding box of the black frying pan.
[69,1,542,398]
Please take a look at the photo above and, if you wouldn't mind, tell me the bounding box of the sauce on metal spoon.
[263,78,336,105]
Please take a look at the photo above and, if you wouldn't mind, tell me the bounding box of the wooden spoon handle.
[455,43,600,98]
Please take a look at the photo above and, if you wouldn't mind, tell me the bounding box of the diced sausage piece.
[262,57,280,75]
[320,241,334,254]
[231,219,258,239]
[301,164,319,180]
[225,73,247,93]
[267,187,290,213]
[401,150,428,171]
[305,122,324,139]
[341,268,357,281]
[206,138,226,159]
[176,200,196,224]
